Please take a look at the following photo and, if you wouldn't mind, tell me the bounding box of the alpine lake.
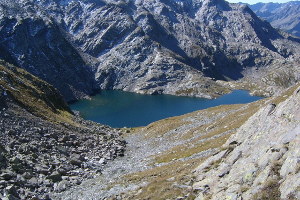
[70,90,263,128]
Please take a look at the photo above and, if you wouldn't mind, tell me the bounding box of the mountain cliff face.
[1,0,300,99]
[250,1,300,38]
[0,10,97,101]
[1,1,300,199]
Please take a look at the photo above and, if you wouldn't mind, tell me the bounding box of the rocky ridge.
[0,0,300,99]
[0,14,96,102]
[0,61,125,199]
[250,1,300,38]
[193,84,300,199]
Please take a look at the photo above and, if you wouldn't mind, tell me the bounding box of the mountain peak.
[249,1,300,37]
[0,0,300,100]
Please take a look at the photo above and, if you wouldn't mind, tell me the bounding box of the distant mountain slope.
[249,1,300,37]
[0,0,300,99]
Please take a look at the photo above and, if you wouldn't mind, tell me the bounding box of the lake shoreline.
[70,90,263,128]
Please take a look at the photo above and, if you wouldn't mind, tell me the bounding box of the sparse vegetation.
[271,83,300,105]
[252,160,283,200]
[110,96,268,199]
[0,61,126,199]
[0,61,74,124]
[122,159,202,200]
[252,178,280,200]
[110,83,300,199]
[153,100,264,163]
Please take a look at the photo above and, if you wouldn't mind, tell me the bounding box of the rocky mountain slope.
[1,0,300,100]
[0,61,125,199]
[52,81,300,199]
[51,89,266,199]
[250,1,300,38]
[0,14,96,102]
[1,64,298,200]
[1,1,299,199]
[193,84,300,200]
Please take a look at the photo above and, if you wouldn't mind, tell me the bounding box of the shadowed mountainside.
[0,0,300,100]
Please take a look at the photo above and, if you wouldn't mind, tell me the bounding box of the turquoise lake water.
[70,90,263,128]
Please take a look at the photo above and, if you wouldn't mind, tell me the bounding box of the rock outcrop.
[250,1,300,38]
[0,15,96,102]
[1,0,300,99]
[193,84,300,199]
[0,61,125,199]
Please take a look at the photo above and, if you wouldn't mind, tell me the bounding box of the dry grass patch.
[270,83,300,105]
[252,179,280,200]
[154,100,264,163]
[155,132,232,163]
[123,158,203,200]
[142,116,191,139]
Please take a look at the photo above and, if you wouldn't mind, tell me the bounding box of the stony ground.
[53,93,267,200]
[53,84,300,200]
[193,85,300,200]
[0,101,126,200]
[1,0,300,101]
[1,60,299,199]
[0,62,126,200]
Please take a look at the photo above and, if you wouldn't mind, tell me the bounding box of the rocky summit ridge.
[0,0,300,100]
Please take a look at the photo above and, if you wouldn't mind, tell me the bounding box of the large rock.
[0,145,7,169]
[70,154,84,167]
[193,85,300,199]
[46,171,62,183]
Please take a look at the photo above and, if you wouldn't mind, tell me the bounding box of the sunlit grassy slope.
[0,60,73,123]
